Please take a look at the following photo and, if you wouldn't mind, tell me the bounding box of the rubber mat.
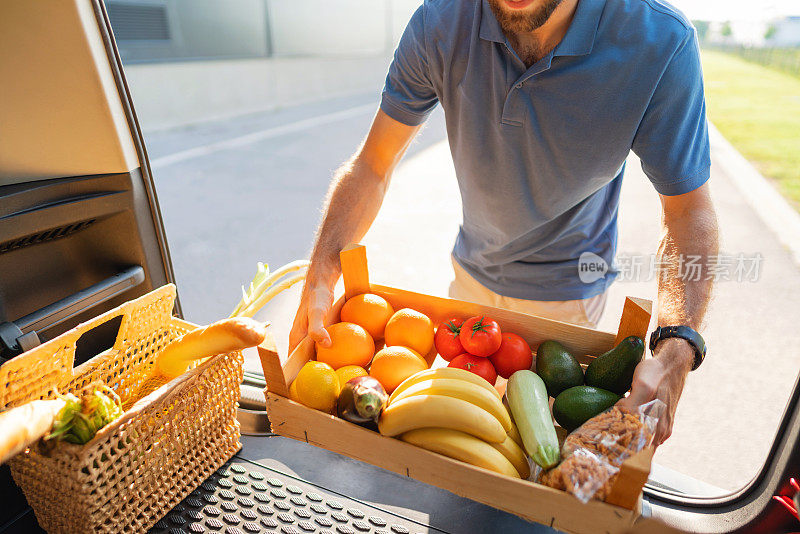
[148,456,440,534]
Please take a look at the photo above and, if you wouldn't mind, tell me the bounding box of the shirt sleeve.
[631,29,711,196]
[380,5,439,126]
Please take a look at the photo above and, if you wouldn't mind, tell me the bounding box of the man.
[290,0,719,445]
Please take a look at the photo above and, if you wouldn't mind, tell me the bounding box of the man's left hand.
[616,337,694,446]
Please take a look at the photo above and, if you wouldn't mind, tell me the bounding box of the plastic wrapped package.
[538,399,665,503]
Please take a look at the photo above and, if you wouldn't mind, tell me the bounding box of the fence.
[706,45,800,78]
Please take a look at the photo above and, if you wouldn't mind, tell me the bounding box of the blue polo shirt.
[380,0,710,301]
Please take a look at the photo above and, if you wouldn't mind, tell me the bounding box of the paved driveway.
[147,94,800,493]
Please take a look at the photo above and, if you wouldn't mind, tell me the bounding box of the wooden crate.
[256,244,654,534]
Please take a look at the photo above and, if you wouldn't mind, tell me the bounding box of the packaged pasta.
[538,399,664,503]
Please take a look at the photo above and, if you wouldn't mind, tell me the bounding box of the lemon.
[335,365,368,386]
[295,361,340,413]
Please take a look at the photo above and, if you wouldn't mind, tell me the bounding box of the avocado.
[535,340,584,397]
[584,336,645,395]
[552,386,620,432]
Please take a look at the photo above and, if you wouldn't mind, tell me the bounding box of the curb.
[708,122,800,267]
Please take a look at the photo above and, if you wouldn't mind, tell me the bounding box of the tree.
[721,21,733,38]
[764,24,777,41]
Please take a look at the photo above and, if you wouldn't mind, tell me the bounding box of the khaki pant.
[449,257,607,328]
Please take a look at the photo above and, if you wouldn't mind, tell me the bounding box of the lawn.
[701,49,800,209]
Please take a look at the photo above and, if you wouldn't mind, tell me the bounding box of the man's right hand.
[287,111,421,354]
[289,279,335,354]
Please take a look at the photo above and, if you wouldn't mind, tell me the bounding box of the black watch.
[648,325,706,371]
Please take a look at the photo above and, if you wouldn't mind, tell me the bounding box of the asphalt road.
[146,93,800,495]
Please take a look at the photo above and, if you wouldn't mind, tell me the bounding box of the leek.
[230,260,309,318]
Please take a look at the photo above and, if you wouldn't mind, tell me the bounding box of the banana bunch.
[378,368,530,479]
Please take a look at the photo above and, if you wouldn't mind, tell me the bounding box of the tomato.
[488,333,533,378]
[448,353,498,385]
[458,316,502,357]
[434,318,464,361]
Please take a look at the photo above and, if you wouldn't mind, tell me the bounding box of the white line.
[149,103,376,169]
[709,122,800,267]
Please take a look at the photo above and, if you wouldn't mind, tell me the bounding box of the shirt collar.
[479,0,605,57]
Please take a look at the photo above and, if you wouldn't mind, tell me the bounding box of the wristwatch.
[648,325,706,371]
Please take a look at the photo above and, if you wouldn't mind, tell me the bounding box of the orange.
[316,322,375,369]
[340,293,395,339]
[384,308,434,357]
[369,346,428,393]
[335,365,368,386]
[288,379,301,402]
[295,361,340,413]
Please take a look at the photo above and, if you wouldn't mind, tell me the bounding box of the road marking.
[149,103,376,169]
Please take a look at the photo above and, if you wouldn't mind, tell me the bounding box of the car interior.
[0,1,798,533]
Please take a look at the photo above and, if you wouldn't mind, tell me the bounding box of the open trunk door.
[0,1,178,529]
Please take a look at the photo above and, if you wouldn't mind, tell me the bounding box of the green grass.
[701,49,800,209]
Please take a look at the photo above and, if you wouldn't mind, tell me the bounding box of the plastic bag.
[538,399,665,503]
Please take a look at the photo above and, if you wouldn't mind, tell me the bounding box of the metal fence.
[706,45,800,78]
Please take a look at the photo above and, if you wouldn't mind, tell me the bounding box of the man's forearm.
[653,187,719,380]
[656,201,719,331]
[306,157,389,289]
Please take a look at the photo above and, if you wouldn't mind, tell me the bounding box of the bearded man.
[290,0,719,444]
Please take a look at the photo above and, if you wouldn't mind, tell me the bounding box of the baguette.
[0,399,65,465]
[155,317,267,378]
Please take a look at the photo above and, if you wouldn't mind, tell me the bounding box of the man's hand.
[287,110,421,354]
[625,183,718,446]
[289,280,335,354]
[618,338,694,446]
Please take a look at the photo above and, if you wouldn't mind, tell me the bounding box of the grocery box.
[257,244,654,534]
[0,285,243,533]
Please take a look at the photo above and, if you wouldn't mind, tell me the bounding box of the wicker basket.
[0,285,243,533]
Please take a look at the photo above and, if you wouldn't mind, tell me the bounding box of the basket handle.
[71,284,176,356]
[0,285,177,409]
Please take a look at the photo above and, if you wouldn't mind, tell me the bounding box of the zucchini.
[506,370,560,469]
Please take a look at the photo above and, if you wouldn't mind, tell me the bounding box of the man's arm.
[620,182,719,445]
[288,110,422,353]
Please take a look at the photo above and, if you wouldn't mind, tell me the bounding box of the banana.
[507,421,524,448]
[378,394,506,443]
[389,367,502,404]
[489,434,531,479]
[391,378,512,432]
[401,428,520,478]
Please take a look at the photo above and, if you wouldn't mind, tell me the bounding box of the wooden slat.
[254,333,286,396]
[615,297,653,345]
[266,393,637,534]
[340,244,370,300]
[372,284,618,357]
[606,447,654,509]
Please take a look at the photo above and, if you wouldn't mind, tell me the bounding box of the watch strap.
[648,325,706,371]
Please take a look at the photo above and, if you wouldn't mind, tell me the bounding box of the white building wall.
[124,0,422,131]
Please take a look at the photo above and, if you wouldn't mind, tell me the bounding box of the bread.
[0,399,65,465]
[155,317,267,378]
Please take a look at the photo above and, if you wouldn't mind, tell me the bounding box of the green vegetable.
[584,336,644,395]
[46,384,123,444]
[230,260,309,318]
[506,370,560,469]
[535,340,584,397]
[552,386,620,433]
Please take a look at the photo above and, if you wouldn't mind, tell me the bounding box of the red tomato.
[434,318,464,361]
[458,316,502,357]
[449,353,498,385]
[488,333,533,379]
